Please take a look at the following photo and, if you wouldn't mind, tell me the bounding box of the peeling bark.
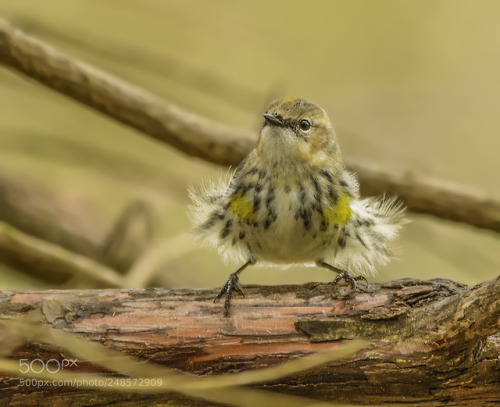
[0,277,498,405]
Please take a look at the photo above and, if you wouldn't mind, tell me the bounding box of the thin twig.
[1,18,499,232]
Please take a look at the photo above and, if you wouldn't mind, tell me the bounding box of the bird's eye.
[299,120,311,132]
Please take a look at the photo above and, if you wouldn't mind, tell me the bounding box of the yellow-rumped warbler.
[190,98,407,316]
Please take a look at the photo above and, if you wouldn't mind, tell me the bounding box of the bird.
[190,97,407,316]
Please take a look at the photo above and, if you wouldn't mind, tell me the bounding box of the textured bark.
[1,18,500,233]
[0,277,498,405]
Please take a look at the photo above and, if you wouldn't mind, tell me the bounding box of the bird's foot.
[331,270,368,291]
[214,273,245,317]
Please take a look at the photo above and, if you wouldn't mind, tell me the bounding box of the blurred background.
[0,0,499,291]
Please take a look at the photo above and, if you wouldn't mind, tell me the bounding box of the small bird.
[190,98,407,316]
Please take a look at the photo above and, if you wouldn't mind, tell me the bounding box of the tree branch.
[0,278,498,405]
[0,173,156,281]
[0,18,254,166]
[353,161,500,232]
[1,17,499,233]
[0,173,102,260]
[0,221,124,287]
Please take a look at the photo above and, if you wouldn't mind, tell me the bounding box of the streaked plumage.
[190,98,407,315]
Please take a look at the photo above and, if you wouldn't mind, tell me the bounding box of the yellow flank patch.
[282,97,295,102]
[229,192,254,222]
[323,192,353,226]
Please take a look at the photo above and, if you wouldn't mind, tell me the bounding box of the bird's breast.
[241,183,329,263]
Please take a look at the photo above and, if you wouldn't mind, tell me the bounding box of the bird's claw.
[332,270,368,290]
[214,273,245,317]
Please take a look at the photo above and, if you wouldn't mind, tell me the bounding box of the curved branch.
[1,18,500,233]
[0,174,157,279]
[0,221,124,287]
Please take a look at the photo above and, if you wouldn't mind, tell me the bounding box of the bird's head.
[257,98,341,169]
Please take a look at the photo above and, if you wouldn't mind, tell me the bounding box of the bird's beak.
[263,113,284,127]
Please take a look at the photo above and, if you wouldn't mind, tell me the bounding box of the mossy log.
[0,277,498,405]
